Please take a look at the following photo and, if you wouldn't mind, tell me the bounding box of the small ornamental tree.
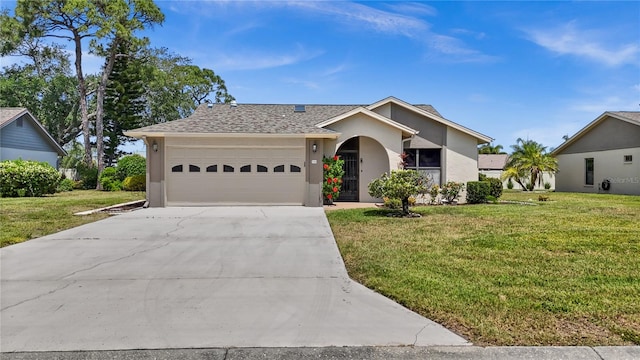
[322,155,345,204]
[368,170,431,215]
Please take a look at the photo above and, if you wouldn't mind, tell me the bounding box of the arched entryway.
[335,136,390,202]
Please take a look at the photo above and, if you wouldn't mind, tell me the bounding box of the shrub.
[0,160,61,197]
[99,167,122,191]
[479,173,488,181]
[486,195,498,203]
[383,197,402,209]
[466,181,490,204]
[507,179,514,190]
[77,164,98,189]
[368,170,431,215]
[116,154,146,181]
[323,155,345,203]
[486,177,503,199]
[441,181,465,203]
[123,175,146,191]
[544,181,551,190]
[428,184,440,205]
[56,178,75,192]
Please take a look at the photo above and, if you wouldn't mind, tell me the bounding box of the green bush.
[507,179,514,190]
[0,160,61,197]
[77,164,98,189]
[544,181,551,190]
[486,177,503,199]
[56,178,75,192]
[441,181,465,203]
[479,173,488,181]
[123,175,146,191]
[383,197,402,209]
[99,167,122,191]
[116,154,146,181]
[466,181,490,204]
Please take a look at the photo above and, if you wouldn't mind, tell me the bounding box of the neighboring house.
[552,111,640,195]
[125,96,492,207]
[478,153,555,190]
[0,108,67,169]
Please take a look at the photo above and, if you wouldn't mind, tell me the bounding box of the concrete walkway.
[1,207,466,352]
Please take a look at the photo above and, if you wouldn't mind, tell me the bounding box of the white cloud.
[524,21,639,67]
[210,45,324,71]
[384,2,438,17]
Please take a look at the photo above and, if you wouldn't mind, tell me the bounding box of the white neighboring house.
[551,111,640,195]
[478,153,555,190]
[0,108,67,168]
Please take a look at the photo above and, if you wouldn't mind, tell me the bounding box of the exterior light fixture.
[312,143,317,153]
[152,141,158,152]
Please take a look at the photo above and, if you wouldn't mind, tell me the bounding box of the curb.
[73,199,146,216]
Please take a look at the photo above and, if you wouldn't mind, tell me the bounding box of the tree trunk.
[73,31,92,168]
[94,43,119,190]
[402,197,410,215]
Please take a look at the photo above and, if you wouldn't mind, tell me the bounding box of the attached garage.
[165,137,306,205]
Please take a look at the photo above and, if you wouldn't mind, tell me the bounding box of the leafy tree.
[368,170,431,215]
[502,138,558,191]
[478,143,506,154]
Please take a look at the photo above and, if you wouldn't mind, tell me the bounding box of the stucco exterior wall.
[0,147,59,168]
[359,136,391,202]
[306,139,324,206]
[146,137,165,207]
[325,113,403,172]
[556,148,640,195]
[561,117,640,154]
[445,128,479,202]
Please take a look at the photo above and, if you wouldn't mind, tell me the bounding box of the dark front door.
[337,138,358,201]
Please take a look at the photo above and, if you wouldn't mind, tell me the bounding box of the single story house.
[125,96,492,207]
[478,153,555,190]
[0,108,67,168]
[552,111,639,195]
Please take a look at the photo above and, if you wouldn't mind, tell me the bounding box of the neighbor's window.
[624,155,632,163]
[585,158,594,185]
[404,148,441,185]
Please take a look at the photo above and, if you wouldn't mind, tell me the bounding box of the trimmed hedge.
[466,181,490,204]
[486,177,503,199]
[0,160,61,197]
[99,167,122,191]
[123,175,146,191]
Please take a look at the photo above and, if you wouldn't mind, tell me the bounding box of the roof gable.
[367,96,492,143]
[552,111,640,155]
[315,107,418,136]
[0,108,67,156]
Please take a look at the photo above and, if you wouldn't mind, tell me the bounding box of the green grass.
[327,191,640,346]
[1,190,145,247]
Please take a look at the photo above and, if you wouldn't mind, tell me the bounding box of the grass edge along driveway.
[326,192,639,346]
[1,190,145,247]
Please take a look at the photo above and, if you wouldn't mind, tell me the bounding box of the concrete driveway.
[1,207,468,352]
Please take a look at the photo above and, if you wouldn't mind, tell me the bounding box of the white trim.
[315,107,419,136]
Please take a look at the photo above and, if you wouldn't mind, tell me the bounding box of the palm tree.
[502,138,558,190]
[478,143,505,154]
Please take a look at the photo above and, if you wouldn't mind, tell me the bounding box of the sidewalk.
[3,346,639,359]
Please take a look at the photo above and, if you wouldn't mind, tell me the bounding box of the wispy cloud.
[210,45,324,71]
[524,21,639,67]
[384,2,438,17]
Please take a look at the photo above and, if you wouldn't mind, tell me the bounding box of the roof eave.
[124,131,340,139]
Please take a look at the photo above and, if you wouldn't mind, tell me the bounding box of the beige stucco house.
[125,96,492,207]
[551,111,639,195]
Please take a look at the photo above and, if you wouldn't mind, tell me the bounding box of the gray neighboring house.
[552,111,640,195]
[125,96,493,207]
[0,108,67,168]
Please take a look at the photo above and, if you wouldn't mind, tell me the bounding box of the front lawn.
[1,190,145,247]
[326,192,640,346]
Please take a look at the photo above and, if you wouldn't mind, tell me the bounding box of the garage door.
[166,144,305,205]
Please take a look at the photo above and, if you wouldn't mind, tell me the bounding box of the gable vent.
[294,105,306,112]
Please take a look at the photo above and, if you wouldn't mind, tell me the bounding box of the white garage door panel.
[166,145,305,205]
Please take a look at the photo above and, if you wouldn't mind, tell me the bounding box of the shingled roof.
[130,104,362,135]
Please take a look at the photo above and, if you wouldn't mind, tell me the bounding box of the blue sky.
[3,1,639,152]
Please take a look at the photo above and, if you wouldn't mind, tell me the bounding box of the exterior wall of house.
[388,103,446,148]
[359,136,391,202]
[560,117,640,154]
[0,114,61,168]
[445,128,479,203]
[556,147,640,195]
[306,138,324,206]
[146,137,165,207]
[0,147,59,168]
